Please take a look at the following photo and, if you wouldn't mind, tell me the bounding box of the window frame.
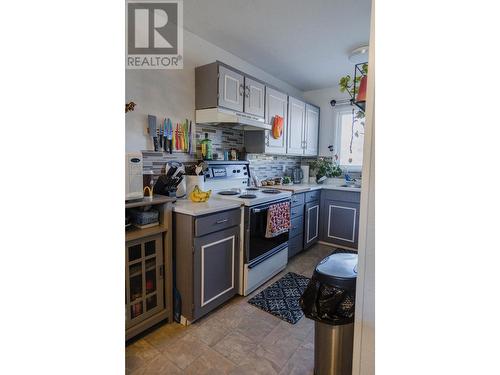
[334,108,364,173]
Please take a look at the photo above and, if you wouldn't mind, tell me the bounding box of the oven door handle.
[248,245,287,269]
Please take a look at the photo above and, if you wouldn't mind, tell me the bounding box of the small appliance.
[291,167,304,184]
[300,165,310,183]
[126,153,144,200]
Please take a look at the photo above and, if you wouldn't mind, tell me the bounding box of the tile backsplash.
[140,124,332,182]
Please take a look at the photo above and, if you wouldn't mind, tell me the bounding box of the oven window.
[249,206,289,263]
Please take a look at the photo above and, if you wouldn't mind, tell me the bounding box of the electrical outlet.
[282,165,286,172]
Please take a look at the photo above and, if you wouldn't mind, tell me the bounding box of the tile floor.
[126,243,345,375]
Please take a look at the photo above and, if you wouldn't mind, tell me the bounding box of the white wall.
[303,86,350,157]
[126,29,303,152]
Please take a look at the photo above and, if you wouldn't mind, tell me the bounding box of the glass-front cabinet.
[125,234,164,329]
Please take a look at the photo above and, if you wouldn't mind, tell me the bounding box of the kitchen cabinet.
[244,77,265,117]
[125,195,175,341]
[245,87,288,154]
[304,199,320,249]
[126,234,165,329]
[320,190,360,249]
[287,99,319,156]
[174,208,240,324]
[195,62,265,118]
[304,104,320,156]
[287,97,306,155]
[218,65,244,112]
[288,192,304,258]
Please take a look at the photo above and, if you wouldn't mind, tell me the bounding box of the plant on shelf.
[339,63,367,119]
[339,63,367,98]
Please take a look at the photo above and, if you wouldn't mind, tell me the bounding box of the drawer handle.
[216,219,229,224]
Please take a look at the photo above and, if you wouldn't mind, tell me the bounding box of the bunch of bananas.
[189,185,212,202]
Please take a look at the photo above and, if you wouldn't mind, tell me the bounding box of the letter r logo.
[128,2,178,54]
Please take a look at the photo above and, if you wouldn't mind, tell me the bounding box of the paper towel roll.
[300,166,309,183]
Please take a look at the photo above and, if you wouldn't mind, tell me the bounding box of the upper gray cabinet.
[195,62,265,118]
[244,77,265,117]
[287,97,306,155]
[218,65,244,112]
[304,104,320,156]
[264,87,288,154]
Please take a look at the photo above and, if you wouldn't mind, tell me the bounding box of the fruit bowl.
[189,185,212,202]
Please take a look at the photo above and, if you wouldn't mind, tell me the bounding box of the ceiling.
[183,0,371,91]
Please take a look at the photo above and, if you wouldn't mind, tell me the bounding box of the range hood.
[195,108,272,131]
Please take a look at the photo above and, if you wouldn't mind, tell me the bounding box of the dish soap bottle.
[200,133,213,160]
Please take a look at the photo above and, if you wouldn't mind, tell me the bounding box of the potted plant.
[339,63,368,118]
[310,157,343,184]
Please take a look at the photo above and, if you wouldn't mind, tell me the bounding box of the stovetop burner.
[218,190,239,196]
[261,189,281,194]
[246,187,259,191]
[239,194,257,199]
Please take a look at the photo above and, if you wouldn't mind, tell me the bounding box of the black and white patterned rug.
[247,272,310,324]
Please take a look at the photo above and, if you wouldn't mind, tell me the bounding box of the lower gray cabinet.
[174,209,240,323]
[193,226,239,318]
[304,201,320,249]
[320,198,360,249]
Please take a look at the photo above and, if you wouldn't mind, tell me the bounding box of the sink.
[340,184,361,188]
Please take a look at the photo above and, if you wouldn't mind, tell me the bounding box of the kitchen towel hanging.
[272,115,284,139]
[265,201,290,238]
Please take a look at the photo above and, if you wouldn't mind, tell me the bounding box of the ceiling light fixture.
[349,45,369,63]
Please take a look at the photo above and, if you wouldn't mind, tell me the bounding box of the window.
[336,109,365,170]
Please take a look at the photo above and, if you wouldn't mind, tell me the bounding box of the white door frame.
[351,1,375,373]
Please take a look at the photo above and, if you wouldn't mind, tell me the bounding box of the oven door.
[247,199,290,264]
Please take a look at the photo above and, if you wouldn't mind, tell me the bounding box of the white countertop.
[264,183,362,193]
[173,197,242,216]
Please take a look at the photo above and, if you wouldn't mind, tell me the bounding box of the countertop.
[173,197,242,216]
[264,183,362,193]
[125,194,176,208]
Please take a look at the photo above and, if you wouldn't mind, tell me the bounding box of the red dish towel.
[265,201,291,238]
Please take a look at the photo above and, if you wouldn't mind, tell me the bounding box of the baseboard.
[318,241,358,251]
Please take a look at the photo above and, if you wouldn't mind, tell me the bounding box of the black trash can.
[300,253,358,375]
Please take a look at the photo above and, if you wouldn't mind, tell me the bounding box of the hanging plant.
[339,63,368,98]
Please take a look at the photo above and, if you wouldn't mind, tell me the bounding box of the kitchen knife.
[159,120,164,149]
[166,118,173,154]
[148,115,158,151]
[187,120,192,154]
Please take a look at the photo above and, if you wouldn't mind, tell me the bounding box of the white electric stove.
[204,161,292,295]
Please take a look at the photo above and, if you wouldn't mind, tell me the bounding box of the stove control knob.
[244,172,248,175]
[237,169,241,173]
[233,169,236,173]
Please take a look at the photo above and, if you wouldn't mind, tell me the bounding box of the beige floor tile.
[279,345,315,375]
[255,335,303,372]
[143,322,190,353]
[125,339,161,373]
[188,315,231,346]
[228,351,279,375]
[162,333,212,369]
[212,331,258,363]
[184,347,236,375]
[235,310,280,344]
[128,353,182,375]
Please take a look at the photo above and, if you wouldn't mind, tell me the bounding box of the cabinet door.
[126,234,164,329]
[322,199,359,249]
[218,65,244,112]
[244,77,265,117]
[304,201,320,249]
[264,87,288,154]
[193,226,239,319]
[304,104,319,156]
[287,97,306,155]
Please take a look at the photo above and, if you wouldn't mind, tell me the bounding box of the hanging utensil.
[148,115,158,151]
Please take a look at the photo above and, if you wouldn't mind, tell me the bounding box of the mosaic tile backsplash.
[140,124,355,182]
